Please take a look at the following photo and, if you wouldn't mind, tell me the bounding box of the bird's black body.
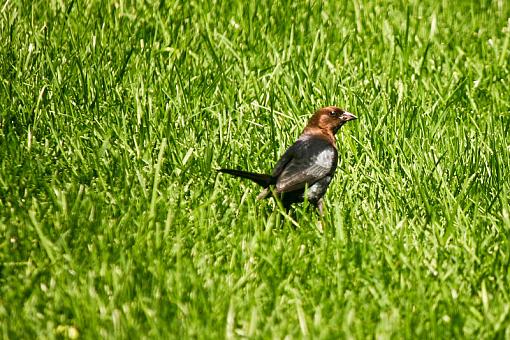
[272,136,338,208]
[219,136,338,210]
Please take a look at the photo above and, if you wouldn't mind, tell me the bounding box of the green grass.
[1,0,510,338]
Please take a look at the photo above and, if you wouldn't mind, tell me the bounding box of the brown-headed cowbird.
[219,106,357,213]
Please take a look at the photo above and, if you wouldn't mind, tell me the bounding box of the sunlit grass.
[1,0,509,338]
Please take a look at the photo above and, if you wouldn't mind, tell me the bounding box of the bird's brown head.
[306,106,357,135]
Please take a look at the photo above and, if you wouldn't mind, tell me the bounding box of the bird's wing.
[275,139,337,193]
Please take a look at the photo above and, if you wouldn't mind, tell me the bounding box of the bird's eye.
[329,111,336,116]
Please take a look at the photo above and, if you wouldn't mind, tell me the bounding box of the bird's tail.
[218,169,274,188]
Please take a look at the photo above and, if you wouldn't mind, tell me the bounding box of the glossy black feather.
[275,138,337,194]
[218,169,275,187]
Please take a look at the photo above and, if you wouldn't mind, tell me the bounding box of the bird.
[218,106,357,214]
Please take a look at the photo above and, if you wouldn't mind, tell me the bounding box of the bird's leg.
[316,199,324,216]
[257,187,270,200]
[315,199,325,233]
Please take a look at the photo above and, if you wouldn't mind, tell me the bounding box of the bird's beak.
[343,111,357,121]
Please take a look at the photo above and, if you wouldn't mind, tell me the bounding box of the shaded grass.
[1,0,510,338]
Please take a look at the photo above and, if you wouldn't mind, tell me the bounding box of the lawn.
[1,0,509,338]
